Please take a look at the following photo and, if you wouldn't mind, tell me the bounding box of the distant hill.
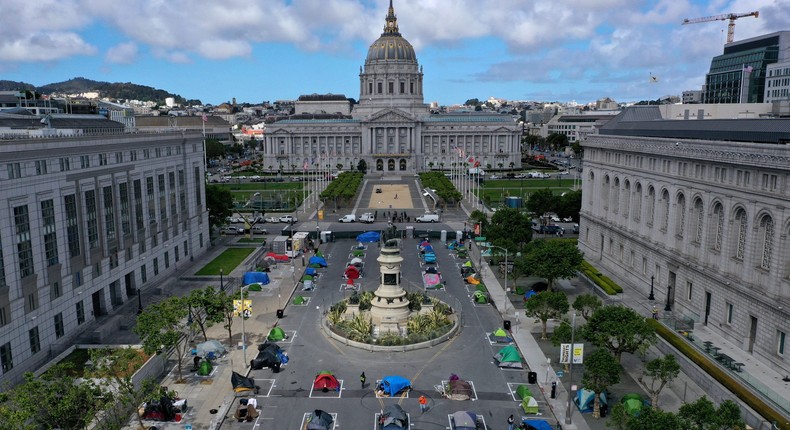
[0,77,200,105]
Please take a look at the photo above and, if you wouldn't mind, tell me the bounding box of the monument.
[369,239,410,334]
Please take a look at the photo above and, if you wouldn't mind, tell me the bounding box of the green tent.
[247,283,262,292]
[198,359,213,376]
[267,326,287,341]
[462,261,473,267]
[521,396,539,414]
[351,249,364,257]
[473,290,489,304]
[475,284,487,292]
[315,251,324,257]
[293,295,306,305]
[516,385,532,400]
[494,345,523,368]
[302,275,313,281]
[621,393,645,416]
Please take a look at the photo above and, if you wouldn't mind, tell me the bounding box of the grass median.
[195,248,256,276]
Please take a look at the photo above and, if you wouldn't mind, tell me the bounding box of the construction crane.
[682,11,759,44]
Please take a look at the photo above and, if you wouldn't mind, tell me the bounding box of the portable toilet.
[505,196,523,209]
[406,226,414,239]
[321,231,332,243]
[456,230,463,241]
[440,230,447,242]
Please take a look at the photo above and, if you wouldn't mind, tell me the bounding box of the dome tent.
[313,371,340,392]
[306,409,333,430]
[493,345,523,368]
[356,231,381,243]
[267,326,288,341]
[378,375,411,397]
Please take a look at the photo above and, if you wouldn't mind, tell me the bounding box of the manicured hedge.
[579,260,623,295]
[320,172,364,205]
[418,172,462,204]
[647,319,789,429]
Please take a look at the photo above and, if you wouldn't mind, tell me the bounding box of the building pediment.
[364,108,416,124]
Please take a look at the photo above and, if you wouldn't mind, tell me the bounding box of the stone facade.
[578,133,790,371]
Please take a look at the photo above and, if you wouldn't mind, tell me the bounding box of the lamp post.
[648,275,655,300]
[240,284,247,366]
[137,288,143,314]
[664,285,673,312]
[565,312,578,426]
[220,268,224,291]
[489,245,509,303]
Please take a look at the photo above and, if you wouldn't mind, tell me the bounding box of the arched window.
[661,189,670,231]
[675,193,686,237]
[712,203,724,251]
[623,180,631,218]
[692,198,704,244]
[647,186,655,226]
[633,183,642,222]
[612,177,620,214]
[602,176,610,211]
[759,215,774,270]
[588,172,595,206]
[734,208,747,260]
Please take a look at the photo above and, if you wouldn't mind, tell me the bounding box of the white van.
[359,213,375,223]
[339,214,356,223]
[416,213,439,223]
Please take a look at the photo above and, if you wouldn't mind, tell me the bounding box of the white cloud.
[0,32,96,62]
[105,42,138,64]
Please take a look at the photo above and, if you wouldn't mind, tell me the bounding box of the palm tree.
[428,162,434,170]
[291,164,297,172]
[497,162,503,169]
[486,163,492,170]
[440,162,445,170]
[509,161,515,170]
[336,163,343,171]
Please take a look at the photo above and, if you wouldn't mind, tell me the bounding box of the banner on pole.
[560,344,571,364]
[572,343,584,364]
[233,299,253,318]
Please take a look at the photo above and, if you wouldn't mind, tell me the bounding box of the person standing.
[418,395,427,413]
[360,372,366,389]
[652,306,659,319]
[507,414,515,430]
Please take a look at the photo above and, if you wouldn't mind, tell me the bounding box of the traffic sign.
[556,370,565,378]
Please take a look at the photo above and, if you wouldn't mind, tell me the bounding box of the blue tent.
[356,231,381,243]
[520,419,553,430]
[575,389,607,413]
[308,256,328,267]
[421,245,434,253]
[524,290,537,300]
[242,272,270,285]
[305,268,317,276]
[379,375,411,396]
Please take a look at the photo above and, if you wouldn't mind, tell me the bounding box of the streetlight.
[565,313,578,426]
[220,268,224,291]
[489,245,509,298]
[137,288,143,314]
[648,275,655,300]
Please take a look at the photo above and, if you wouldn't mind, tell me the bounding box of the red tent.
[344,265,360,280]
[313,372,340,392]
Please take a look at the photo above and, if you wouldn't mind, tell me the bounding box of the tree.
[556,190,582,222]
[356,159,367,173]
[134,296,190,382]
[187,286,226,341]
[204,138,226,159]
[582,305,657,363]
[218,288,247,346]
[618,405,683,430]
[468,209,488,232]
[524,135,545,151]
[486,207,533,253]
[678,397,744,430]
[464,98,480,107]
[546,132,569,150]
[524,291,569,340]
[205,185,233,229]
[336,163,343,171]
[526,188,557,220]
[639,354,680,410]
[522,239,583,290]
[573,293,602,319]
[582,349,620,418]
[549,317,575,371]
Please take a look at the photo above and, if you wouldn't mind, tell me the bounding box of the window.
[675,194,686,237]
[129,150,138,161]
[686,281,693,301]
[400,82,405,93]
[199,233,204,248]
[377,82,382,94]
[74,270,82,287]
[0,307,6,327]
[155,148,162,158]
[0,236,5,288]
[59,157,70,172]
[778,330,786,356]
[647,187,655,226]
[85,190,99,249]
[194,167,202,206]
[14,205,34,278]
[35,160,48,175]
[388,82,394,94]
[153,258,159,276]
[64,194,81,258]
[141,264,147,283]
[174,246,179,262]
[692,199,704,244]
[1,342,13,373]
[759,215,774,269]
[133,180,144,230]
[103,186,116,242]
[52,281,61,300]
[183,240,188,257]
[712,204,724,251]
[7,163,21,179]
[80,155,90,168]
[41,200,59,266]
[29,327,41,354]
[119,183,130,235]
[734,209,747,260]
[164,251,170,269]
[726,302,734,324]
[99,153,108,166]
[143,149,150,159]
[115,151,123,163]
[76,301,85,325]
[54,313,64,338]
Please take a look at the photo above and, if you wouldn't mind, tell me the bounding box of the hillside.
[0,77,200,105]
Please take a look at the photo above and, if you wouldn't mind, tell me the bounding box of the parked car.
[264,216,279,223]
[221,225,244,235]
[252,226,268,234]
[279,215,298,223]
[359,213,375,223]
[339,214,356,223]
[541,225,563,235]
[488,175,500,179]
[572,223,580,234]
[416,213,440,223]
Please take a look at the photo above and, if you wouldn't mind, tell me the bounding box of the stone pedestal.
[369,240,410,335]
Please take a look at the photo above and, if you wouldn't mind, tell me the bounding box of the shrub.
[580,260,623,295]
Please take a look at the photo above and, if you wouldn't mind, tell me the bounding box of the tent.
[420,245,434,254]
[378,375,411,397]
[423,252,436,264]
[418,240,431,250]
[521,396,539,414]
[231,371,259,394]
[265,252,289,262]
[140,394,180,422]
[306,409,334,430]
[473,290,489,304]
[524,290,538,301]
[465,275,480,285]
[308,256,328,267]
[423,273,442,289]
[251,342,288,371]
[378,404,408,430]
[242,272,270,286]
[302,279,314,291]
[267,326,288,341]
[351,249,365,257]
[344,265,361,280]
[349,257,363,266]
[195,340,226,359]
[493,345,523,368]
[621,393,647,416]
[445,378,474,401]
[450,411,478,429]
[305,267,317,276]
[313,371,340,392]
[520,419,554,430]
[425,266,439,274]
[489,328,513,343]
[575,388,607,413]
[302,274,314,282]
[356,231,381,243]
[293,295,307,305]
[462,260,473,267]
[197,359,213,376]
[475,284,487,292]
[234,398,260,422]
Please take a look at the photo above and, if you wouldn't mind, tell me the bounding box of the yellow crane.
[682,11,759,44]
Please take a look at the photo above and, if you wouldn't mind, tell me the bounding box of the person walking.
[418,395,427,413]
[360,372,366,389]
[507,414,515,430]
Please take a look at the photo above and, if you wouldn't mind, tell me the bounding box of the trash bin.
[276,309,284,318]
[528,371,538,384]
[503,320,511,331]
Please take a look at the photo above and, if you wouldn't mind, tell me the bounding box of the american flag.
[201,113,208,122]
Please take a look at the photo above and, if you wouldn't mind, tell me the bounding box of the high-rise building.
[0,113,209,384]
[262,1,521,174]
[702,31,790,104]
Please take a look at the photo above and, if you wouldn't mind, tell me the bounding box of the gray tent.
[450,410,478,429]
[379,404,408,429]
[306,409,333,430]
[196,340,226,358]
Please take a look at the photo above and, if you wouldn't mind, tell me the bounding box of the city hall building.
[0,113,210,384]
[262,2,521,173]
[578,105,790,371]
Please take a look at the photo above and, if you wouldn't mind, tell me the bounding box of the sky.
[1,0,788,106]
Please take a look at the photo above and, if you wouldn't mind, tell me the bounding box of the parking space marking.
[254,379,276,397]
[439,379,479,401]
[301,412,338,429]
[308,379,344,398]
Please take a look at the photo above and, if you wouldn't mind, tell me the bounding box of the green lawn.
[195,248,256,275]
[479,178,579,206]
[217,182,303,191]
[237,238,267,244]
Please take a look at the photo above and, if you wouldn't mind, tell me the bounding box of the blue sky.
[1,0,787,106]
